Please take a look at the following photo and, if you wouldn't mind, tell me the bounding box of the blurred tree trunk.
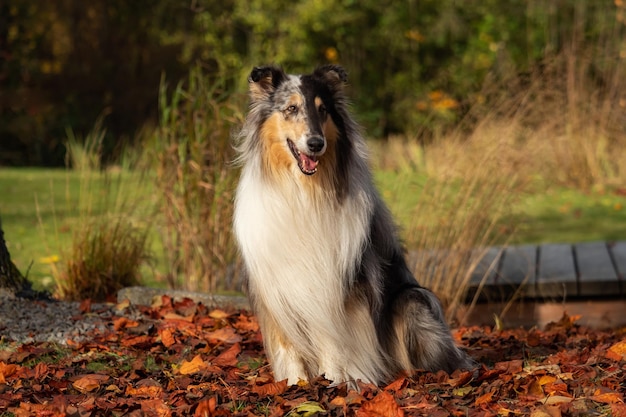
[0,216,29,292]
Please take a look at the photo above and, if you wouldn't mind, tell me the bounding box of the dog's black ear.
[314,65,348,92]
[248,66,287,102]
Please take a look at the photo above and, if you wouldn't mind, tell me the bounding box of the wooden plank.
[575,242,619,296]
[470,247,502,284]
[610,241,626,279]
[499,245,536,297]
[537,244,578,299]
[468,247,504,302]
[609,241,626,296]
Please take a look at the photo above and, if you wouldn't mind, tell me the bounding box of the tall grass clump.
[52,124,151,301]
[145,67,244,293]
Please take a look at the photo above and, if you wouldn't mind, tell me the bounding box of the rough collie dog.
[233,65,473,386]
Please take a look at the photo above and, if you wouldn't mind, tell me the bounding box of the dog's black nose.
[307,136,325,153]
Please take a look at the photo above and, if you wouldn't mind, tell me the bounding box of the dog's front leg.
[256,309,309,385]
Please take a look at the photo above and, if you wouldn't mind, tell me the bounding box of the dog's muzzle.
[287,136,325,175]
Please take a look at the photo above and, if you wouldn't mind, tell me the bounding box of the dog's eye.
[286,105,298,115]
[318,104,327,117]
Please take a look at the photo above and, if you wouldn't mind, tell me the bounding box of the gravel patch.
[0,287,249,346]
[0,289,113,345]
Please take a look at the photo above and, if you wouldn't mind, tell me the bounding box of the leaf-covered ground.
[1,296,625,417]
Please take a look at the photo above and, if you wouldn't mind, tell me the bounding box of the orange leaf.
[126,385,164,398]
[113,317,139,331]
[121,335,152,347]
[606,349,623,361]
[475,391,494,406]
[233,314,260,332]
[159,328,176,348]
[591,389,624,404]
[608,339,626,360]
[73,374,110,393]
[252,379,288,396]
[538,375,557,386]
[0,362,22,383]
[179,355,211,375]
[356,391,404,417]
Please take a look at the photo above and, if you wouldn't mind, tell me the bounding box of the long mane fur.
[233,65,472,386]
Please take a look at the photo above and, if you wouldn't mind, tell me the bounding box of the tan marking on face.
[314,96,323,109]
[260,113,292,178]
[260,108,309,181]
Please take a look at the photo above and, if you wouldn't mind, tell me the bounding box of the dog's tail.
[387,286,475,374]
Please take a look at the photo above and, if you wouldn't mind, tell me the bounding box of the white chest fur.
[233,166,372,309]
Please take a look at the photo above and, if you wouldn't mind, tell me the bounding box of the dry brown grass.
[145,68,245,293]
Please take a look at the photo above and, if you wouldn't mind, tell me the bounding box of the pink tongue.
[300,154,319,171]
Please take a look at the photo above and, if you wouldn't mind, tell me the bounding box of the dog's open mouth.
[287,139,319,175]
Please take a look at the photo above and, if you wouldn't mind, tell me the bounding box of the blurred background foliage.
[2,0,625,166]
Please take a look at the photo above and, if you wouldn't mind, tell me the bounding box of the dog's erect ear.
[313,65,348,92]
[248,66,287,102]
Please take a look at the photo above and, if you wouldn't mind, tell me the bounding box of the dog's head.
[247,65,348,176]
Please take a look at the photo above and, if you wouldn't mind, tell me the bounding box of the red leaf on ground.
[495,359,523,374]
[205,327,242,344]
[474,391,494,406]
[610,403,626,417]
[194,396,217,417]
[252,379,288,396]
[384,377,407,392]
[113,316,140,331]
[212,343,241,367]
[33,362,49,380]
[79,298,92,314]
[140,398,172,417]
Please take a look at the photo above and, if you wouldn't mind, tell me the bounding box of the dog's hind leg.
[387,286,474,374]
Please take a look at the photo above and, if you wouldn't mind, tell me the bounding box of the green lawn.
[0,167,156,290]
[374,170,626,245]
[1,167,625,291]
